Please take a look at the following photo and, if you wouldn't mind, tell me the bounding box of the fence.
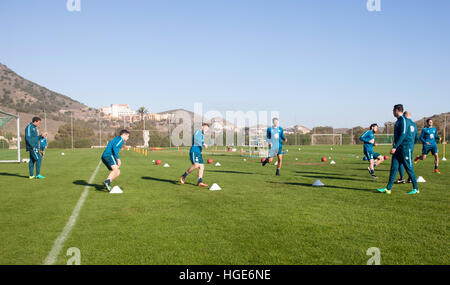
[9,114,449,149]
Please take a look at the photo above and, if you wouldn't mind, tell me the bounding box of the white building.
[100,104,136,118]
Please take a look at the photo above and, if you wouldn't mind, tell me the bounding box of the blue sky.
[1,0,449,128]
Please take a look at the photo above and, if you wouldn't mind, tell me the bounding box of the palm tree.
[137,107,149,130]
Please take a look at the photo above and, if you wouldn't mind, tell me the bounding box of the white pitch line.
[43,160,102,265]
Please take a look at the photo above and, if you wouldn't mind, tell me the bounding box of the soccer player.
[25,117,45,179]
[102,129,130,191]
[261,117,287,176]
[414,118,441,173]
[359,123,384,178]
[39,132,48,157]
[395,111,418,184]
[180,123,209,187]
[378,104,419,195]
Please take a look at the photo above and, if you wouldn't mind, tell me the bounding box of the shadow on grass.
[267,181,377,193]
[208,170,254,175]
[0,172,29,178]
[348,168,390,172]
[142,176,178,185]
[296,174,368,182]
[73,180,107,191]
[295,171,342,175]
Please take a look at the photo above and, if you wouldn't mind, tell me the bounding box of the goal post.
[311,134,342,145]
[0,110,20,163]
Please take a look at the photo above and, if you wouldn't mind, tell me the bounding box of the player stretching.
[102,130,130,192]
[359,123,384,178]
[25,117,45,179]
[180,123,209,187]
[261,118,287,176]
[377,104,419,195]
[414,118,441,173]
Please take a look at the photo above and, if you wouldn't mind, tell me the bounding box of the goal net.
[244,127,268,157]
[311,134,342,145]
[0,110,20,163]
[374,134,394,145]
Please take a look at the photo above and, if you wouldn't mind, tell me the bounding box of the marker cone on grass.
[312,180,325,187]
[110,186,123,194]
[209,183,222,191]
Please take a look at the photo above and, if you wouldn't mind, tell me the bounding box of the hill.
[0,63,108,141]
[1,63,447,144]
[0,63,99,122]
[383,112,449,137]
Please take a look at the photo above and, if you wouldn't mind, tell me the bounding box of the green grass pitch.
[0,145,448,265]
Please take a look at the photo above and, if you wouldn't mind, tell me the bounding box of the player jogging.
[414,118,441,173]
[25,117,45,179]
[102,129,130,192]
[180,123,209,187]
[359,123,384,178]
[261,117,287,176]
[377,104,419,195]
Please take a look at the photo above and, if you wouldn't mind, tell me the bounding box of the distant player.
[359,123,384,178]
[180,123,210,187]
[378,104,419,195]
[395,111,418,184]
[102,129,130,191]
[414,118,441,173]
[39,132,48,157]
[25,117,45,179]
[261,117,287,176]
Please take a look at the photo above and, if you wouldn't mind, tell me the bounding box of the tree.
[383,122,394,134]
[0,138,9,149]
[312,126,333,134]
[349,126,365,144]
[137,107,149,130]
[54,122,97,148]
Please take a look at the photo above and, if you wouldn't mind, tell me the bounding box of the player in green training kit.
[378,104,419,195]
[359,123,384,178]
[39,132,48,157]
[414,118,441,173]
[102,130,130,191]
[25,117,45,179]
[395,111,417,184]
[261,118,287,176]
[180,123,210,187]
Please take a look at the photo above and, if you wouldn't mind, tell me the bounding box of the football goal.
[0,110,20,163]
[374,134,394,145]
[243,127,268,157]
[311,134,342,145]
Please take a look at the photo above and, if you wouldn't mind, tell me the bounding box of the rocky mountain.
[0,63,105,140]
[0,63,99,122]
